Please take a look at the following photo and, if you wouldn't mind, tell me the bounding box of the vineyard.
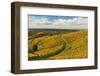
[28,30,88,60]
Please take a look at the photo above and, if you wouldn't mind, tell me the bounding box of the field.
[28,29,88,60]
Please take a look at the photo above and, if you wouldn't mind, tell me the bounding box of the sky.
[28,15,88,29]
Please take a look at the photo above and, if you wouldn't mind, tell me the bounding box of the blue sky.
[28,15,78,21]
[29,15,82,24]
[28,15,88,29]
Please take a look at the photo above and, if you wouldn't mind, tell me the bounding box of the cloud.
[29,17,88,29]
[31,18,51,25]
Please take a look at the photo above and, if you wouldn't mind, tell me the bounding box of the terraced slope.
[28,30,88,60]
[28,35,66,60]
[49,30,88,59]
